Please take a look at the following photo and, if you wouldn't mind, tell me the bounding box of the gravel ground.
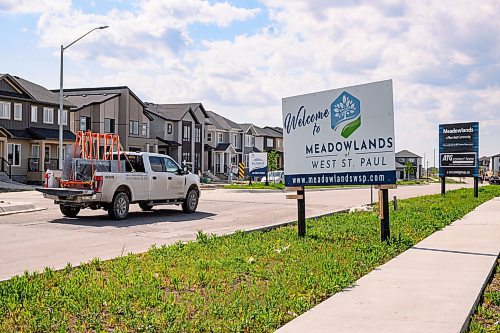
[468,259,500,332]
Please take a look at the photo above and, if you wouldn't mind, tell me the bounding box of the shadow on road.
[50,209,217,228]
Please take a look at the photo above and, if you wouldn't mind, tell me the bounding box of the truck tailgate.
[36,188,93,198]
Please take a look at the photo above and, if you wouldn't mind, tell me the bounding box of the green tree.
[404,161,414,180]
[267,150,278,173]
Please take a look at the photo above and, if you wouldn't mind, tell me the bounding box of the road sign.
[238,162,245,178]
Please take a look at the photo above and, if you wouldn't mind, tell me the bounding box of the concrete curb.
[0,202,46,216]
[460,252,500,333]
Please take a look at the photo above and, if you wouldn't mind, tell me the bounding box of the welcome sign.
[249,152,268,177]
[282,80,396,187]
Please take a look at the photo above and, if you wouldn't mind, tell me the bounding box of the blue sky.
[1,0,499,158]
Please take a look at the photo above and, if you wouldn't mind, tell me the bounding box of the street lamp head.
[98,25,109,29]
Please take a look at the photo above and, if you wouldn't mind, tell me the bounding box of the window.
[44,146,51,160]
[57,109,68,125]
[31,106,37,122]
[141,123,149,137]
[129,121,139,135]
[14,103,22,121]
[7,143,21,166]
[182,124,191,141]
[43,107,54,124]
[244,154,249,166]
[218,133,223,143]
[80,116,91,131]
[32,144,40,158]
[0,101,11,119]
[182,152,191,162]
[149,156,164,172]
[195,126,201,143]
[232,134,237,146]
[266,138,274,147]
[163,157,179,173]
[245,134,254,147]
[167,123,173,134]
[207,132,212,142]
[104,118,115,133]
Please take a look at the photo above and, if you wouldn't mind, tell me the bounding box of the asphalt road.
[0,182,472,281]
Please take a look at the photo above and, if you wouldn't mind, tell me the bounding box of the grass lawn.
[1,187,499,332]
[468,259,500,332]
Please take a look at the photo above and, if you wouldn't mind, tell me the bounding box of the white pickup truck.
[37,152,200,220]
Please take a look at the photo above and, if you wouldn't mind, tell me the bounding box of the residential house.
[0,74,74,183]
[145,103,209,174]
[60,86,156,153]
[254,125,284,170]
[239,123,260,168]
[395,150,423,180]
[479,156,490,177]
[205,111,243,176]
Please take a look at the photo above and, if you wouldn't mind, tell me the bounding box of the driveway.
[0,182,471,281]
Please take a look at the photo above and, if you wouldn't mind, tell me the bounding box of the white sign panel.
[282,80,396,186]
[249,152,268,177]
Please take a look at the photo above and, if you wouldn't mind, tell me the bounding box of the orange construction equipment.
[60,131,124,189]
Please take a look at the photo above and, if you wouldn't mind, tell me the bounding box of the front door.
[0,141,4,159]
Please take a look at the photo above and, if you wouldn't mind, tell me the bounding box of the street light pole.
[58,25,108,170]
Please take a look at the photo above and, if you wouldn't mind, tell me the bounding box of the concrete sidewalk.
[276,197,500,333]
[0,200,44,216]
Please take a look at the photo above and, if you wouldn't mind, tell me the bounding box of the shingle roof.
[206,111,242,131]
[146,103,205,122]
[253,125,281,138]
[28,127,76,141]
[64,93,120,110]
[58,86,146,107]
[239,123,253,132]
[395,150,421,158]
[1,74,74,107]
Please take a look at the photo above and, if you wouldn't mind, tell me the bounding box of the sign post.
[438,122,479,197]
[282,80,396,240]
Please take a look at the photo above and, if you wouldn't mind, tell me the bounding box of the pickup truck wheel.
[108,192,129,220]
[182,188,199,214]
[60,204,81,218]
[139,202,153,211]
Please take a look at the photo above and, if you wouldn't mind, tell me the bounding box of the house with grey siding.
[145,103,209,174]
[0,74,74,183]
[205,111,243,176]
[253,125,284,170]
[395,150,423,179]
[60,86,156,153]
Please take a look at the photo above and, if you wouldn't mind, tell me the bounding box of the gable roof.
[64,93,120,110]
[145,103,204,123]
[56,86,145,108]
[396,150,422,158]
[0,74,74,107]
[206,111,242,131]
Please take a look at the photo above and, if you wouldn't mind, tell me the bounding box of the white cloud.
[5,0,500,155]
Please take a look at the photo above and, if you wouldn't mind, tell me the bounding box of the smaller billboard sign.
[439,122,479,177]
[249,152,268,177]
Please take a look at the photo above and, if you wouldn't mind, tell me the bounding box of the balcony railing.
[28,158,59,172]
[0,157,11,179]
